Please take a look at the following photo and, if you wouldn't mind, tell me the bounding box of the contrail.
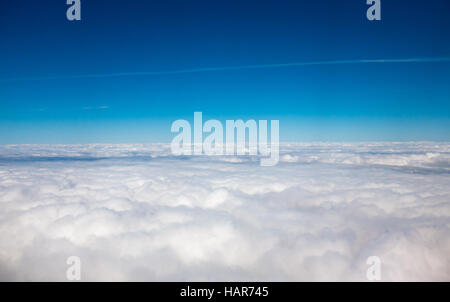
[1,57,449,82]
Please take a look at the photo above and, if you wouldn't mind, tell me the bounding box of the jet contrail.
[1,57,449,82]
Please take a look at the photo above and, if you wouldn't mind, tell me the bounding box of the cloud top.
[0,142,449,281]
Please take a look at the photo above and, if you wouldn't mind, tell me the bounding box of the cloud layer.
[0,142,449,281]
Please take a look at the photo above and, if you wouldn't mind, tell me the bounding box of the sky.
[0,0,449,143]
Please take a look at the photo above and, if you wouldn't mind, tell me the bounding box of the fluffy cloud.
[0,142,449,281]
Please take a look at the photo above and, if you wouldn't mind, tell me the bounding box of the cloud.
[82,106,109,110]
[0,142,449,281]
[1,57,449,82]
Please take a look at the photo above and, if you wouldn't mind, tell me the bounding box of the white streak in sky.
[1,57,449,82]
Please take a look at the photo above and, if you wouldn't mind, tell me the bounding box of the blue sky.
[0,0,449,143]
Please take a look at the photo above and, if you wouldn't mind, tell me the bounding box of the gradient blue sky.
[1,0,449,143]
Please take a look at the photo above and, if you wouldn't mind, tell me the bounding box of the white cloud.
[0,142,449,281]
